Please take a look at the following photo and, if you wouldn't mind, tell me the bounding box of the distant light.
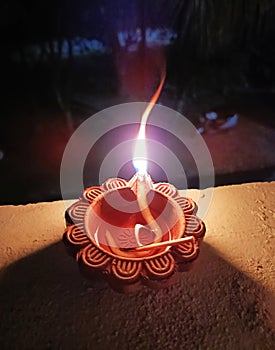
[206,112,218,120]
[220,114,239,129]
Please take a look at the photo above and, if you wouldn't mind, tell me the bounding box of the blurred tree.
[168,0,275,108]
[172,0,275,59]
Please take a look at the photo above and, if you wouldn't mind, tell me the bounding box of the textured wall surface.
[0,183,274,349]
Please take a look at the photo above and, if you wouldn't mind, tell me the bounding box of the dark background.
[1,0,275,204]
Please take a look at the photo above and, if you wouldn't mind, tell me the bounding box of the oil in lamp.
[63,76,206,293]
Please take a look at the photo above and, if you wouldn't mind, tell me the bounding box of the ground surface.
[0,182,274,349]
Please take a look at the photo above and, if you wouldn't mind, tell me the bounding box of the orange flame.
[133,72,166,174]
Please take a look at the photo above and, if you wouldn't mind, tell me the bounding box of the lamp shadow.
[0,241,274,349]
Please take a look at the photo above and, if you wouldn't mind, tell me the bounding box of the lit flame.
[133,73,166,174]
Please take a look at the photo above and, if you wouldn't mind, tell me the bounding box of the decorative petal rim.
[184,215,205,239]
[143,252,175,280]
[111,259,142,282]
[66,201,89,224]
[79,244,112,270]
[83,186,103,203]
[174,196,197,215]
[64,224,89,246]
[153,182,178,198]
[172,238,199,262]
[102,178,129,191]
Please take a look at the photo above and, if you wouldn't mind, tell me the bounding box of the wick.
[132,236,194,251]
[136,172,163,243]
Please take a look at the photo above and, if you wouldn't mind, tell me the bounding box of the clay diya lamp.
[63,175,206,293]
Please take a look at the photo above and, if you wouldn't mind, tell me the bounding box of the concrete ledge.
[0,183,274,348]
